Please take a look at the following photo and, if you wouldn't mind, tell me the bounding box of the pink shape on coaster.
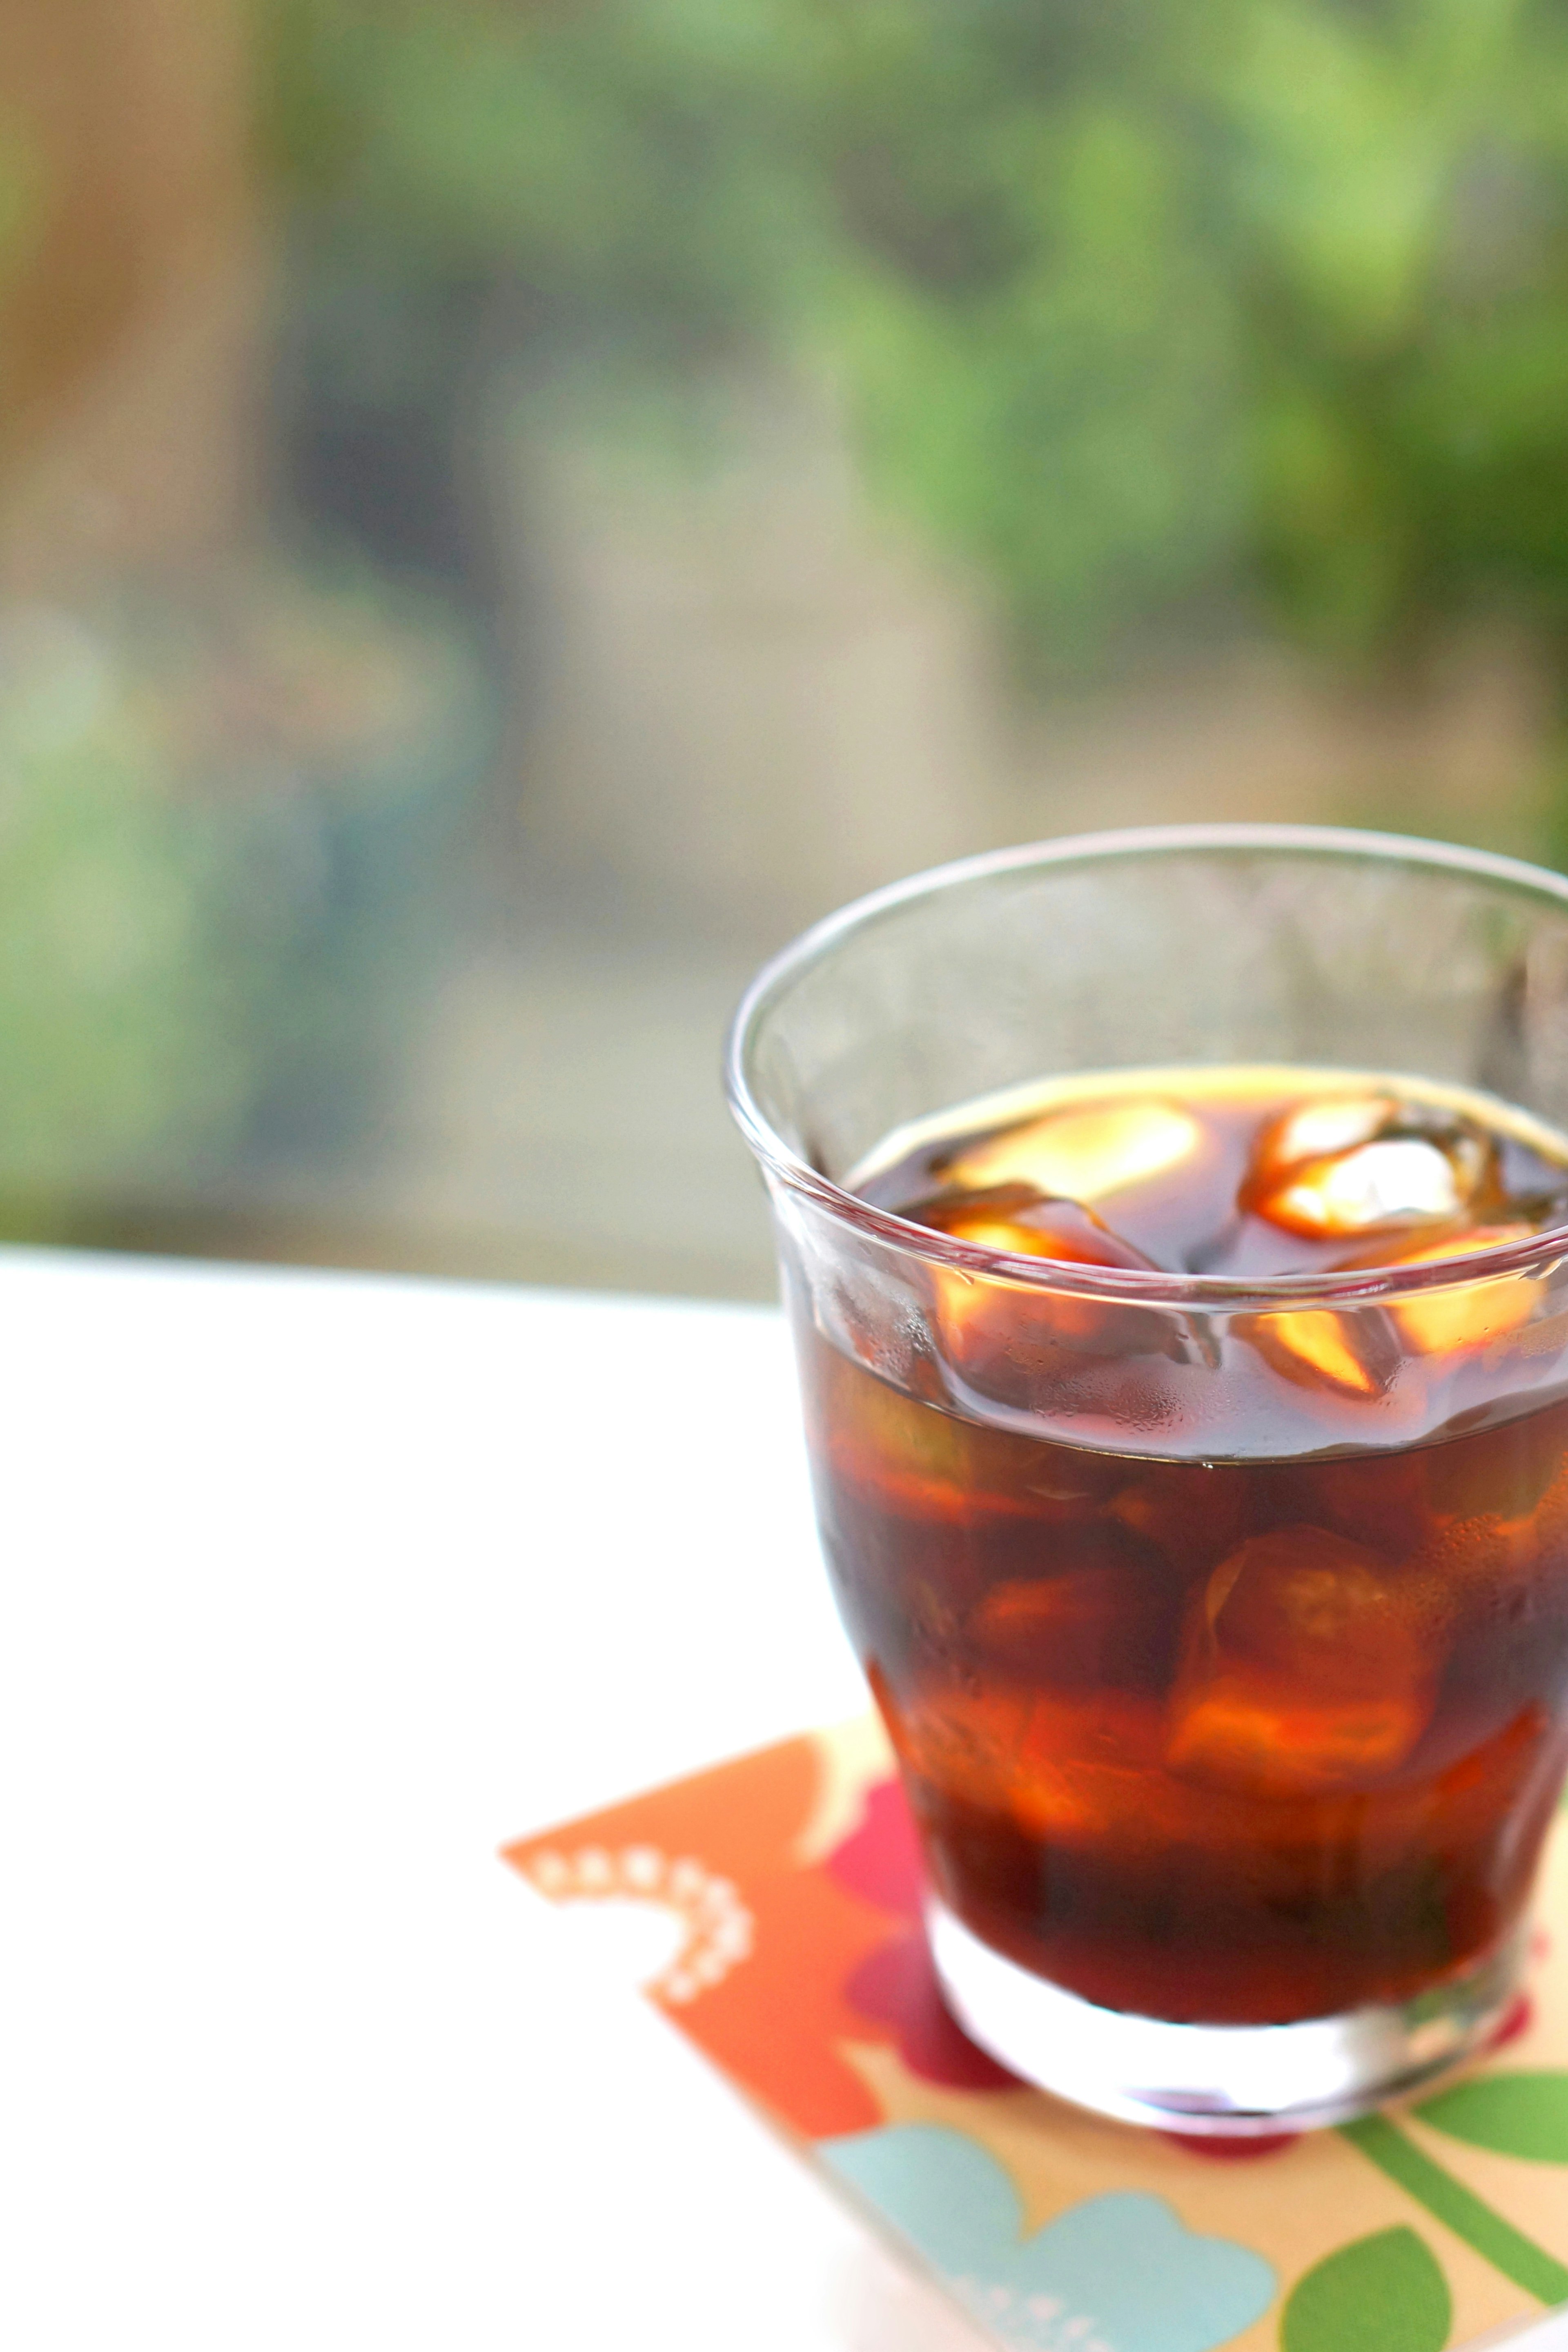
[826,1776,924,1920]
[826,1777,1023,2087]
[844,1928,1025,2090]
[1487,1992,1535,2052]
[1159,2131,1301,2160]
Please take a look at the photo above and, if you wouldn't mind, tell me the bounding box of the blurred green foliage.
[0,577,481,1213]
[259,0,1568,680]
[0,72,491,1228]
[0,611,260,1195]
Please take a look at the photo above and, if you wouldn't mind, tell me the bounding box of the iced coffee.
[803,1071,1568,2028]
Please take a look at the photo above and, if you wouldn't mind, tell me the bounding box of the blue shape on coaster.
[822,2122,1275,2352]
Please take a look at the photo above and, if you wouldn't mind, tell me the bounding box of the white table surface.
[1,1249,1564,2351]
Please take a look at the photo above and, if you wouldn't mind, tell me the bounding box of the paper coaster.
[508,1719,1568,2352]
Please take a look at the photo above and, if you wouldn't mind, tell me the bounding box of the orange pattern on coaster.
[508,1720,1568,2350]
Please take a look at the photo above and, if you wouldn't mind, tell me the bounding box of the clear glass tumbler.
[726,825,1568,2133]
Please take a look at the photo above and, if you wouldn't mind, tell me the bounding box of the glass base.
[928,1897,1523,2136]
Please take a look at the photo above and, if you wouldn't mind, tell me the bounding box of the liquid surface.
[800,1069,1568,2025]
[854,1065,1568,1281]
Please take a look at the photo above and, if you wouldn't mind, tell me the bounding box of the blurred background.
[4,0,1568,1299]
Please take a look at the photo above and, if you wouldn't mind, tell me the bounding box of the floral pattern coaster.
[507,1719,1568,2352]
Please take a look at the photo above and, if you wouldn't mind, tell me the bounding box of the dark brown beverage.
[800,1070,1568,2026]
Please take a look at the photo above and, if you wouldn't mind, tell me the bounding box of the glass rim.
[724,822,1568,1312]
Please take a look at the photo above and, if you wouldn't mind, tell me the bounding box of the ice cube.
[941,1098,1203,1203]
[1340,1223,1539,1355]
[1424,1406,1566,1528]
[924,1196,1164,1395]
[919,1188,1155,1271]
[1106,1462,1249,1579]
[875,1671,1034,1808]
[1167,1525,1439,1792]
[970,1569,1127,1690]
[1248,1305,1386,1397]
[1402,1509,1537,1624]
[1170,1654,1428,1793]
[1014,1693,1167,1841]
[1408,1405,1568,1647]
[1197,1525,1428,1674]
[1399,1437,1568,1639]
[1244,1094,1495,1239]
[1260,1095,1394,1163]
[967,1528,1179,1689]
[874,1664,1167,1845]
[1266,1138,1466,1234]
[1267,1451,1434,1558]
[811,1336,973,1517]
[1012,1691,1169,1843]
[810,1330,1060,1530]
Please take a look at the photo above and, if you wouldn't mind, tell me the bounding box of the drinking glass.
[726,825,1568,2132]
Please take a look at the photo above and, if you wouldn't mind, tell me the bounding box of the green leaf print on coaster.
[1281,2227,1450,2352]
[1414,2072,1568,2164]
